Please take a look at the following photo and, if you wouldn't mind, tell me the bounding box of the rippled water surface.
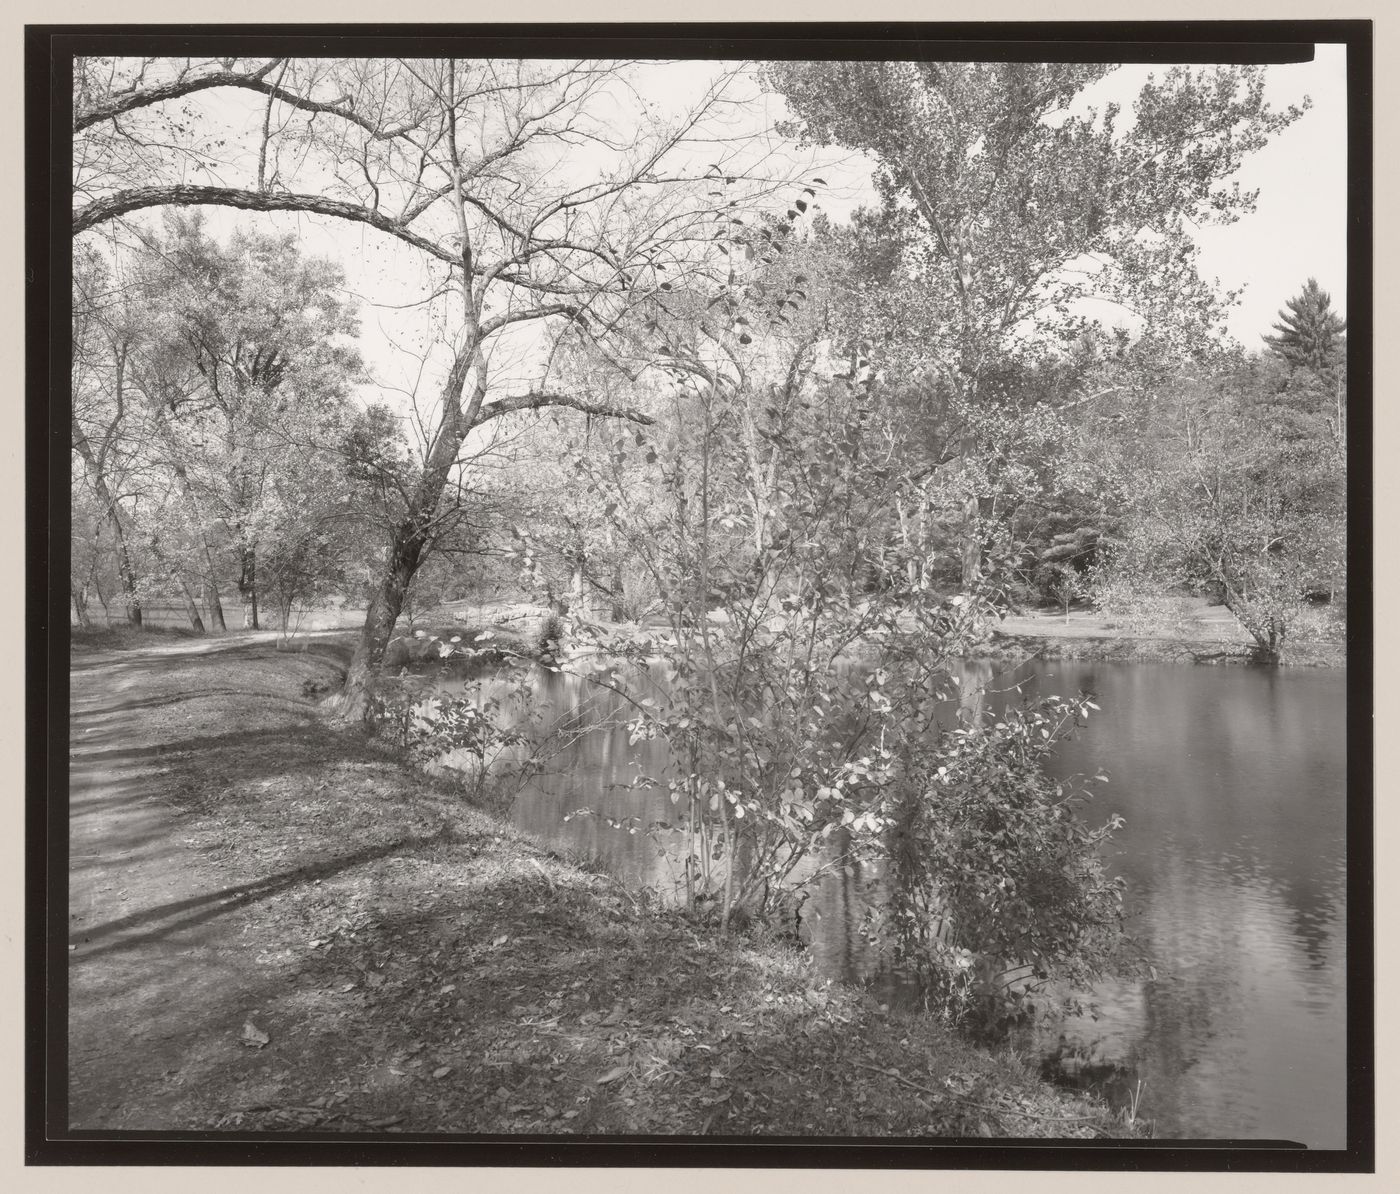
[457,658,1349,1147]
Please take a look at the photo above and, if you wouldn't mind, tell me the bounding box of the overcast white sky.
[1136,44,1348,342]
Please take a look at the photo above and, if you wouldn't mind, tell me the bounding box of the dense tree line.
[72,215,369,633]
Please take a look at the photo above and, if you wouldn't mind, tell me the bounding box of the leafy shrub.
[368,631,598,805]
[368,671,492,764]
[871,695,1133,1035]
[514,365,1135,1034]
[1285,602,1345,644]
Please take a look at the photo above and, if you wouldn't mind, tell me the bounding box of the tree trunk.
[177,577,206,633]
[338,532,426,721]
[1256,618,1286,665]
[569,556,584,615]
[954,378,983,589]
[204,576,227,633]
[71,584,93,629]
[73,436,143,626]
[610,563,626,623]
[112,521,143,627]
[73,391,144,629]
[335,140,506,720]
[238,546,260,629]
[1220,580,1284,665]
[604,523,626,622]
[958,493,982,590]
[93,577,111,625]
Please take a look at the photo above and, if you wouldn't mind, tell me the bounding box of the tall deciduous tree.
[74,56,786,714]
[72,244,146,626]
[140,215,364,629]
[765,61,1309,585]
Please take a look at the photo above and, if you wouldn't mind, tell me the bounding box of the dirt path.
[67,637,348,1128]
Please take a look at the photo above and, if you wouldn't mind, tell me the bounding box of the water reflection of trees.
[1013,663,1346,1143]
[1033,664,1346,968]
[460,657,1346,1144]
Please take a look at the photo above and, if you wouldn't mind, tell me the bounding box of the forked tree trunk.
[1253,618,1285,665]
[1219,576,1284,665]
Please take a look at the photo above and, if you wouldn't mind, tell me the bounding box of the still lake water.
[449,657,1348,1147]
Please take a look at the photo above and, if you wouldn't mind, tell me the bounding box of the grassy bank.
[69,630,1141,1138]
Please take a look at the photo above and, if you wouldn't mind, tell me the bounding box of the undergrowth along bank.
[68,631,1144,1138]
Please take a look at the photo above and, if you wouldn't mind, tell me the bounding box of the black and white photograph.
[30,22,1372,1171]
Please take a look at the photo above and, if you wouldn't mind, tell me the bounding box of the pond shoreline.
[978,629,1346,668]
[68,630,1144,1139]
[977,603,1346,668]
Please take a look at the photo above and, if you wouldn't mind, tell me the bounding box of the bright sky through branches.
[618,49,1348,346]
[113,49,1347,421]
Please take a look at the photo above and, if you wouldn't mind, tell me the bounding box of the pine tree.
[1263,278,1347,377]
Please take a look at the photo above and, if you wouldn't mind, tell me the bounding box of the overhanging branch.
[73,186,459,265]
[75,64,414,142]
[475,392,654,426]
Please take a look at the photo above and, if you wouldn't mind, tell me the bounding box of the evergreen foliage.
[1263,277,1347,379]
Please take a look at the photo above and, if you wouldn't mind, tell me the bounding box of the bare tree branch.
[475,391,655,426]
[74,61,416,141]
[73,185,460,264]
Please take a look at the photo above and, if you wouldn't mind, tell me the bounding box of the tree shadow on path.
[70,822,457,962]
